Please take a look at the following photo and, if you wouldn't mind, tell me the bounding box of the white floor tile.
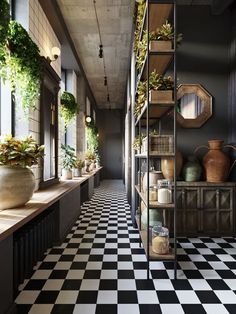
[73,304,96,314]
[66,270,85,279]
[86,262,103,270]
[203,304,229,314]
[161,304,185,314]
[31,270,52,280]
[118,279,136,290]
[224,279,236,290]
[176,291,201,304]
[199,270,221,279]
[153,279,174,291]
[42,279,64,291]
[215,290,236,304]
[118,304,140,314]
[97,291,117,304]
[15,291,40,304]
[54,262,72,270]
[100,270,118,279]
[189,279,212,290]
[137,291,159,304]
[29,304,53,314]
[55,291,78,304]
[80,279,100,291]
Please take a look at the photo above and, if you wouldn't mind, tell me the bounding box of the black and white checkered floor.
[16,180,236,314]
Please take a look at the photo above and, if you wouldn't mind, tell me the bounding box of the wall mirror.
[177,84,212,128]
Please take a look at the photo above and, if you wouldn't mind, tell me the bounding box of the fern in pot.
[61,144,77,180]
[0,135,44,210]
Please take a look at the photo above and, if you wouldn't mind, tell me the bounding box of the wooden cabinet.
[175,182,235,236]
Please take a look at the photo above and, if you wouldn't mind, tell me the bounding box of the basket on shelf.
[141,134,174,155]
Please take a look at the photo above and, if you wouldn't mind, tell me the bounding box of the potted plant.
[133,134,145,152]
[149,20,183,51]
[61,144,77,180]
[85,150,96,172]
[60,91,80,127]
[0,135,44,210]
[74,157,85,177]
[134,80,147,118]
[149,70,174,103]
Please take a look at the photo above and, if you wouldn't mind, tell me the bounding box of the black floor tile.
[35,291,59,304]
[196,291,221,303]
[51,304,75,314]
[139,304,162,314]
[118,291,138,303]
[182,304,207,314]
[76,291,98,304]
[61,279,82,290]
[157,291,179,303]
[96,304,117,314]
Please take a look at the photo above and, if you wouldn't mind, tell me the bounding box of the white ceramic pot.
[0,166,35,210]
[142,171,164,191]
[62,168,73,180]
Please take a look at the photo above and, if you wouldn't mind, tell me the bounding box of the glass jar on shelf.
[146,185,158,201]
[152,226,169,255]
[157,179,172,204]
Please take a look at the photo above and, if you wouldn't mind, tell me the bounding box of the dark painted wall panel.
[97,109,123,179]
[175,6,230,156]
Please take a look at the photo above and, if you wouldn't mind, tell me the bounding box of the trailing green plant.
[150,20,183,45]
[134,80,147,117]
[61,144,77,170]
[0,21,41,111]
[0,135,44,168]
[149,70,174,91]
[61,91,80,127]
[74,157,85,169]
[133,134,145,150]
[0,0,10,58]
[134,0,146,54]
[86,119,99,153]
[136,31,147,71]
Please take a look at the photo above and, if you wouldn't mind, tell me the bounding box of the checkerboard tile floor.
[15,180,236,314]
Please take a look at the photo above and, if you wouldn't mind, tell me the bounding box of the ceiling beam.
[211,0,234,15]
[38,0,98,111]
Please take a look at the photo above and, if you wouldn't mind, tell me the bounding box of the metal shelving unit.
[133,0,177,279]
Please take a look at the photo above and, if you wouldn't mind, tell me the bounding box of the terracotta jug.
[194,140,236,183]
[161,151,183,180]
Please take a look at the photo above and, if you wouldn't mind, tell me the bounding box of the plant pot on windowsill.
[61,168,73,180]
[74,168,83,177]
[149,90,173,104]
[149,40,172,52]
[0,135,44,210]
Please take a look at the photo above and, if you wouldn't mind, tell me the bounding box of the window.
[40,57,60,187]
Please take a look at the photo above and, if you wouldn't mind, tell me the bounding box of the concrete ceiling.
[57,0,135,109]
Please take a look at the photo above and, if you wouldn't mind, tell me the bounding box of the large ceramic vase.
[182,156,202,182]
[0,166,35,210]
[161,151,183,180]
[203,140,230,183]
[141,207,164,228]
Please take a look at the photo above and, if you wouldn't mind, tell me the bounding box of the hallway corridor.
[15,181,236,314]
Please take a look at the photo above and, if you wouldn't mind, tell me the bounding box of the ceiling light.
[85,116,92,123]
[99,44,103,58]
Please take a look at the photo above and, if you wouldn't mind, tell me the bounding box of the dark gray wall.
[97,109,123,179]
[176,6,230,156]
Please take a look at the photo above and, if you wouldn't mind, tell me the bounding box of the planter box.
[141,135,174,155]
[149,90,173,104]
[149,40,172,52]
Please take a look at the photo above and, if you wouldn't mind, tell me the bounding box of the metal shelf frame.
[133,0,177,280]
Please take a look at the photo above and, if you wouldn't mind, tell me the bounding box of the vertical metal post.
[146,0,150,280]
[173,0,177,280]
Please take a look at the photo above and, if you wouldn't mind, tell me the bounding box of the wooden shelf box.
[149,90,173,104]
[141,134,174,155]
[149,40,172,52]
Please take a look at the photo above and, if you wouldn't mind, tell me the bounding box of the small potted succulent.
[74,157,85,177]
[149,20,183,52]
[149,70,174,103]
[0,135,44,210]
[61,144,77,180]
[85,150,96,172]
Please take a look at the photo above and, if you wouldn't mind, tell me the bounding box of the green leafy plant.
[0,21,41,111]
[61,91,80,127]
[0,135,44,168]
[0,0,10,58]
[133,134,145,150]
[61,144,77,170]
[149,70,174,91]
[134,80,147,117]
[150,20,183,45]
[86,118,99,160]
[85,150,96,162]
[136,31,147,71]
[134,0,146,54]
[74,157,85,169]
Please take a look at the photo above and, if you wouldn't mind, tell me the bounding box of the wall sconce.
[47,46,61,63]
[85,116,92,123]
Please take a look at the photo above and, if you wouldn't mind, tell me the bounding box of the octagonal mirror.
[177,84,213,128]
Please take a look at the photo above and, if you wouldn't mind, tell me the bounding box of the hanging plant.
[0,0,10,57]
[61,91,80,127]
[0,21,41,111]
[86,118,100,162]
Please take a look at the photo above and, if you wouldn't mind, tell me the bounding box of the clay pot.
[197,140,231,183]
[142,171,163,191]
[0,166,35,210]
[161,151,183,180]
[182,156,202,182]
